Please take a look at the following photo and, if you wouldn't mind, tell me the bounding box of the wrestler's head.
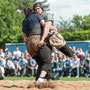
[24,7,32,16]
[33,2,43,16]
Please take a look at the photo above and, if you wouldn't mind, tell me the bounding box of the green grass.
[4,76,90,81]
[60,77,90,81]
[4,76,35,81]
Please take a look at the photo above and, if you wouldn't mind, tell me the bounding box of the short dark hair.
[24,7,32,15]
[33,2,43,11]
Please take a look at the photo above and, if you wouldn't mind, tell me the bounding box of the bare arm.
[37,21,52,47]
[41,21,52,41]
[40,20,45,27]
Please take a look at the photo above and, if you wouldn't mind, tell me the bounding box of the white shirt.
[72,58,80,66]
[13,50,21,57]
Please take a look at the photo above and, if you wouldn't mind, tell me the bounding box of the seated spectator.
[5,58,15,76]
[29,57,38,77]
[71,55,80,78]
[57,56,65,77]
[26,56,36,76]
[12,55,21,76]
[65,56,72,77]
[12,55,21,63]
[0,66,4,80]
[51,54,58,73]
[18,53,28,76]
[80,55,87,76]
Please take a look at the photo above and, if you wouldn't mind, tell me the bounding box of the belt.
[28,33,41,37]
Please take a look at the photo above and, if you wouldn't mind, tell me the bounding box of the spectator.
[57,56,65,77]
[80,55,87,76]
[26,57,35,76]
[31,58,38,76]
[12,55,21,76]
[13,47,21,57]
[51,54,58,73]
[18,54,28,76]
[71,55,80,78]
[79,48,85,58]
[62,55,66,62]
[72,46,77,55]
[65,56,72,77]
[55,52,59,62]
[5,58,15,76]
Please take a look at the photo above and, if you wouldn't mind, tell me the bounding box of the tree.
[15,0,50,11]
[15,0,36,11]
[0,0,50,49]
[0,0,24,48]
[71,15,84,30]
[57,16,73,32]
[71,14,90,30]
[58,14,90,32]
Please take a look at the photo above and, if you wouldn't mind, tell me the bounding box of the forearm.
[41,27,49,40]
[41,22,52,41]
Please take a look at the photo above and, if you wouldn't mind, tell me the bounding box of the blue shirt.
[12,57,21,62]
[22,13,43,37]
[65,60,71,67]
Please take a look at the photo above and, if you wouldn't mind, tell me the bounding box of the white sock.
[37,77,44,82]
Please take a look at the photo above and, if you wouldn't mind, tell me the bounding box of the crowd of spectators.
[0,46,90,79]
[0,47,38,79]
[51,46,90,78]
